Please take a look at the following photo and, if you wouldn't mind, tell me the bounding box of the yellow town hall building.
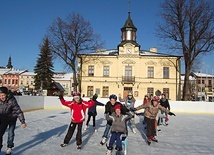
[78,12,182,100]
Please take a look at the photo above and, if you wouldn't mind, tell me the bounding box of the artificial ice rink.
[1,108,214,155]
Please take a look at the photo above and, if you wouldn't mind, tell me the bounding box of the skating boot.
[60,143,67,147]
[100,137,107,145]
[151,136,158,143]
[146,138,151,145]
[132,127,136,134]
[84,125,88,130]
[77,145,81,150]
[5,147,12,155]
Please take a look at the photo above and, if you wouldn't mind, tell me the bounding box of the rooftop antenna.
[128,0,131,13]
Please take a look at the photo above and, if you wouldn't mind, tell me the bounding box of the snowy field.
[2,107,214,155]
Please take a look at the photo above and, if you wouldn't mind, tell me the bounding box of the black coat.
[0,93,25,124]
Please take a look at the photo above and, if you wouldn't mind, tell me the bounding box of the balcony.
[122,76,135,84]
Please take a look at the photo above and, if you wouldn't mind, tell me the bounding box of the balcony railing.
[122,76,135,83]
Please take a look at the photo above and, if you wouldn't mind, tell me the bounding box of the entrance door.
[123,87,132,98]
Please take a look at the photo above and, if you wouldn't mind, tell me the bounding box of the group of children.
[58,91,175,154]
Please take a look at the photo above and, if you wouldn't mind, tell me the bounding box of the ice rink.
[1,108,214,155]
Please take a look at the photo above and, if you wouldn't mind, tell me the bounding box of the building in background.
[190,72,214,101]
[2,69,27,91]
[19,71,36,95]
[78,12,182,100]
[53,72,73,96]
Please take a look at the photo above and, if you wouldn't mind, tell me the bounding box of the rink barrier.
[14,96,214,114]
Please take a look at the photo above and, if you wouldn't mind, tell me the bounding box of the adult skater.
[131,96,175,145]
[0,87,27,155]
[118,92,137,133]
[159,93,170,125]
[59,91,95,150]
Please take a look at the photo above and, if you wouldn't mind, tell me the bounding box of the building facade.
[78,12,182,100]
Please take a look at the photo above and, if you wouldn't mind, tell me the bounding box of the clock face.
[127,49,131,54]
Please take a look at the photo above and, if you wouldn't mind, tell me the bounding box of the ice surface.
[2,108,214,155]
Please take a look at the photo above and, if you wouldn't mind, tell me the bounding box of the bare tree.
[47,12,104,92]
[157,0,214,100]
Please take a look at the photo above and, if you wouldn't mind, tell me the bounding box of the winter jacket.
[135,102,170,119]
[0,93,25,124]
[160,98,170,110]
[60,98,95,123]
[104,101,129,115]
[119,96,136,110]
[106,112,133,134]
[87,100,104,116]
[104,101,129,125]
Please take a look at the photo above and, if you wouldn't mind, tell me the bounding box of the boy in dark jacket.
[106,104,133,155]
[100,94,129,145]
[59,91,95,150]
[0,87,27,154]
[84,94,104,132]
[159,93,170,125]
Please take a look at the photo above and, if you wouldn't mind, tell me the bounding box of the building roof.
[53,73,73,81]
[79,49,182,57]
[191,72,214,78]
[3,69,27,75]
[0,68,11,74]
[20,71,36,76]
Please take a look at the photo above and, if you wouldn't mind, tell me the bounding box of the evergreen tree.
[6,56,13,69]
[34,37,54,90]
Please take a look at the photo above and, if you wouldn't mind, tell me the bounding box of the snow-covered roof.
[191,72,214,78]
[53,73,73,81]
[4,69,27,75]
[80,49,181,57]
[21,72,36,76]
[0,68,11,74]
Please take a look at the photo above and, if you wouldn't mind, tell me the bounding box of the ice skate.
[84,125,88,130]
[100,137,107,145]
[93,127,97,132]
[60,143,67,147]
[132,127,136,134]
[106,149,112,155]
[151,137,158,143]
[77,145,81,150]
[146,138,151,145]
[5,147,12,155]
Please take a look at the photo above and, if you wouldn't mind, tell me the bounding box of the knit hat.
[114,104,121,110]
[128,92,133,96]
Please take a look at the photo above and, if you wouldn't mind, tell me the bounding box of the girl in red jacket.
[59,92,95,150]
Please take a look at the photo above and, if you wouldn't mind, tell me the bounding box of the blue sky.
[0,0,214,74]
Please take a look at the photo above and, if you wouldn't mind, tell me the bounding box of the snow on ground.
[2,107,214,155]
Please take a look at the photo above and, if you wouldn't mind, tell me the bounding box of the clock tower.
[118,12,140,55]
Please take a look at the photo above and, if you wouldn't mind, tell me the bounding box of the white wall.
[15,96,214,114]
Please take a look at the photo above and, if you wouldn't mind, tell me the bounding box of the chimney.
[149,47,157,53]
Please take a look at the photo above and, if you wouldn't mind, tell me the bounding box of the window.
[208,80,212,86]
[88,66,94,76]
[147,67,154,78]
[163,88,169,99]
[198,80,201,84]
[163,67,169,78]
[147,87,154,97]
[202,80,205,84]
[103,66,109,76]
[87,86,94,97]
[21,80,23,85]
[4,79,7,84]
[102,86,109,98]
[12,79,14,84]
[8,79,11,84]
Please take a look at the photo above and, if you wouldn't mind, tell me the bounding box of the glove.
[92,95,97,101]
[130,107,136,112]
[58,94,63,99]
[168,112,176,116]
